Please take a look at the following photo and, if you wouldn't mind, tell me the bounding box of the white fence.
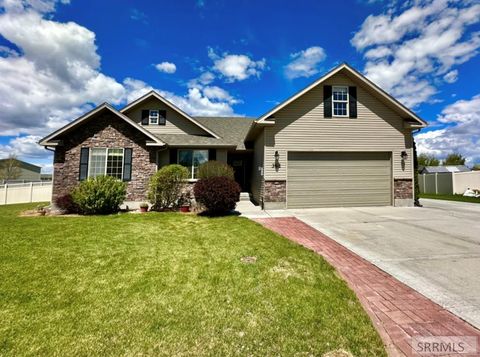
[0,182,52,205]
[419,171,480,195]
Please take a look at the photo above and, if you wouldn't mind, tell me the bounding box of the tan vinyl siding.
[250,130,265,203]
[124,98,209,136]
[287,152,392,208]
[264,73,414,181]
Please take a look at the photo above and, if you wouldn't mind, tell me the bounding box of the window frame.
[332,86,349,117]
[149,109,159,125]
[87,147,125,180]
[177,149,209,180]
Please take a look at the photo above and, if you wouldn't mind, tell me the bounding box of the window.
[178,149,208,179]
[88,148,124,179]
[332,86,349,117]
[149,110,159,125]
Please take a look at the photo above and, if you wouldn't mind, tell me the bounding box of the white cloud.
[352,0,480,107]
[416,94,480,164]
[155,61,176,74]
[0,8,126,136]
[284,46,326,79]
[443,69,458,83]
[209,49,266,82]
[203,86,240,104]
[0,135,47,159]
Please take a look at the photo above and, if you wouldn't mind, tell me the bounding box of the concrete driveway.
[288,199,480,329]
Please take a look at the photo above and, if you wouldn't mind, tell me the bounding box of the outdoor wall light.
[273,150,281,170]
[401,151,408,160]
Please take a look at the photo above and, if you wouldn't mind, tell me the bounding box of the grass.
[0,203,386,357]
[420,193,480,203]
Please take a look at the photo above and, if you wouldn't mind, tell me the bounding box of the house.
[0,158,41,183]
[419,165,471,174]
[39,63,427,209]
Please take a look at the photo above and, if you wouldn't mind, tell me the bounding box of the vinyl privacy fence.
[419,171,480,195]
[0,182,52,205]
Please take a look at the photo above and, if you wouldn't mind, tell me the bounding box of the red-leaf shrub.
[54,193,78,213]
[194,176,241,215]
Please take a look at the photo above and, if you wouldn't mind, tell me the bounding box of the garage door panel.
[287,152,392,208]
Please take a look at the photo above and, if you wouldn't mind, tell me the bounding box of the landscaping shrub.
[54,193,78,213]
[72,176,127,215]
[194,176,240,215]
[148,164,189,211]
[197,160,234,180]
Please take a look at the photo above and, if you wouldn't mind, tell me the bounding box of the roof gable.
[120,91,220,138]
[39,103,165,146]
[257,63,427,127]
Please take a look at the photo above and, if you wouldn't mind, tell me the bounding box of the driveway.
[287,199,480,329]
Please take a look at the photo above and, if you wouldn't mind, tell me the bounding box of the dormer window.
[149,110,159,125]
[332,86,349,117]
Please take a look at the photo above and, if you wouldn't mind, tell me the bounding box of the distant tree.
[417,153,440,167]
[0,154,21,181]
[472,164,480,171]
[442,152,466,166]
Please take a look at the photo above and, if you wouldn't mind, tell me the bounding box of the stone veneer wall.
[263,180,286,203]
[394,178,413,200]
[52,112,157,202]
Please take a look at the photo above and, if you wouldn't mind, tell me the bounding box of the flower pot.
[180,206,190,213]
[140,206,148,213]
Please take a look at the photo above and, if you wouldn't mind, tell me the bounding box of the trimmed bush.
[148,164,189,211]
[54,193,78,213]
[72,176,127,215]
[194,176,241,215]
[197,160,234,180]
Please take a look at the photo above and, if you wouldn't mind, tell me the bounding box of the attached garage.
[287,152,392,208]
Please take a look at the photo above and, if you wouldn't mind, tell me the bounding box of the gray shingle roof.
[154,117,254,149]
[195,117,254,150]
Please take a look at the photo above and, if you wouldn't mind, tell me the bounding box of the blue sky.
[1,0,480,172]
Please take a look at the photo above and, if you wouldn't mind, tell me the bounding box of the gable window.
[88,148,124,179]
[332,86,349,117]
[149,110,159,125]
[178,149,208,179]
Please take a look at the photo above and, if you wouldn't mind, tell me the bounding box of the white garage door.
[287,152,392,208]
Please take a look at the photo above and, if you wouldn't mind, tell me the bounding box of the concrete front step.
[239,192,251,201]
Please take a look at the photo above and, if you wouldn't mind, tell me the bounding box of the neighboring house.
[419,165,471,174]
[0,158,41,183]
[39,63,427,209]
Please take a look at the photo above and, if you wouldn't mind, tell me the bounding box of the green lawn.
[0,203,386,357]
[420,193,480,203]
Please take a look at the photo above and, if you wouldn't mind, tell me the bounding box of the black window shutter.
[141,110,149,125]
[349,86,357,118]
[79,148,89,181]
[159,110,166,125]
[208,149,216,161]
[123,148,133,181]
[324,85,332,118]
[169,148,178,164]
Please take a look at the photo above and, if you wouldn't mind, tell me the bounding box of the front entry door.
[228,154,247,191]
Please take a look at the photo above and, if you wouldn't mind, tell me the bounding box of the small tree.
[148,164,189,211]
[197,160,235,180]
[0,154,21,181]
[472,164,480,171]
[442,152,466,165]
[417,153,440,167]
